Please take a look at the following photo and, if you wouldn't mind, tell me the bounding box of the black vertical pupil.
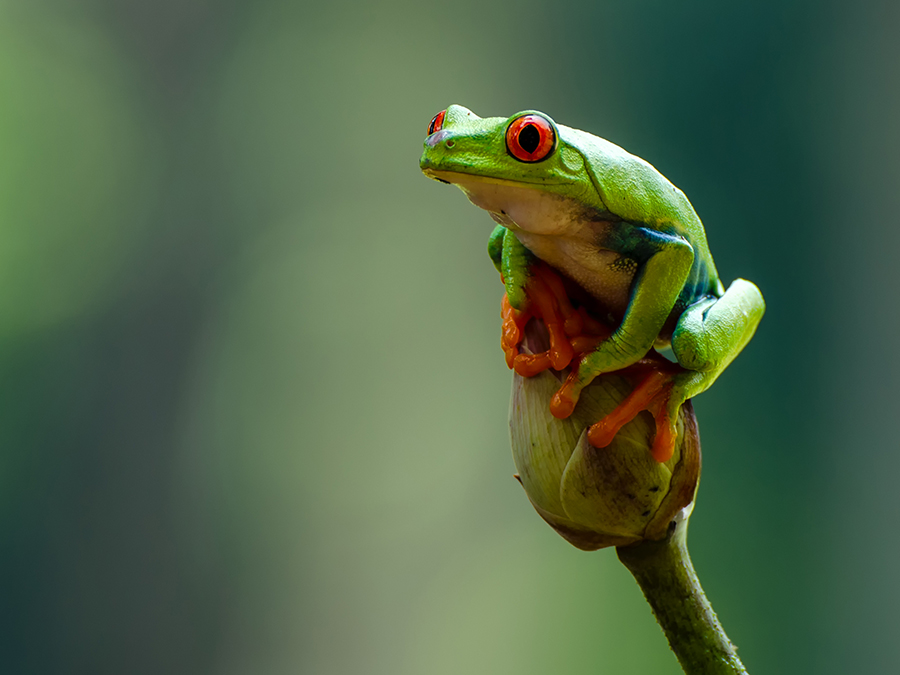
[429,117,437,134]
[518,124,541,153]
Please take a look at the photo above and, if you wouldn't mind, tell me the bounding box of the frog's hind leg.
[669,278,766,397]
[586,278,765,463]
[649,278,765,460]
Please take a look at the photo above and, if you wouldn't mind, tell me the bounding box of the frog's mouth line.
[421,168,564,189]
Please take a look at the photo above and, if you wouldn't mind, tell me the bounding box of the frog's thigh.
[671,278,765,381]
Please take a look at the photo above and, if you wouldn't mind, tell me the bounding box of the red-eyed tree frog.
[420,105,765,462]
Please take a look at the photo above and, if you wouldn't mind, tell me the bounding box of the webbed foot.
[585,363,685,463]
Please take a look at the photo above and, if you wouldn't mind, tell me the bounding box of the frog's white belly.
[449,174,636,314]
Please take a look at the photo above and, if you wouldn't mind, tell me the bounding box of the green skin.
[420,105,765,424]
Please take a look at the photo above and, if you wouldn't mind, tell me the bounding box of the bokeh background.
[1,0,898,673]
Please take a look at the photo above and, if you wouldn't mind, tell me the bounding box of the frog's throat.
[421,168,564,189]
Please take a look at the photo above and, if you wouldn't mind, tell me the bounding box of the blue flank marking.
[602,220,715,310]
[677,253,712,310]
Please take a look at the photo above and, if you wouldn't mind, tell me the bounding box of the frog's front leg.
[493,226,531,365]
[495,227,586,372]
[497,226,532,310]
[551,233,695,419]
[587,278,765,461]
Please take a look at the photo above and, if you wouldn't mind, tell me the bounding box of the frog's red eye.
[506,114,556,162]
[428,110,446,135]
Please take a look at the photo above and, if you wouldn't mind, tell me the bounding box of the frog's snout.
[424,129,455,148]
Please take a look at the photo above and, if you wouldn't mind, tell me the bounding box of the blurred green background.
[1,0,897,673]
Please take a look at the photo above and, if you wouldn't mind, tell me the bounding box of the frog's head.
[420,105,603,233]
[420,105,584,185]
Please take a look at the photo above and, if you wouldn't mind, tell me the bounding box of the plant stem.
[617,521,748,675]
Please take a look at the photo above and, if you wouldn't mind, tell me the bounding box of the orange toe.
[650,409,678,463]
[513,352,553,377]
[550,370,581,419]
[500,294,530,352]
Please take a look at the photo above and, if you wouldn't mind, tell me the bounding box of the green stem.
[617,521,748,675]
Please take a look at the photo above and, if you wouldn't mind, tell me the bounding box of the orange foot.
[500,263,610,377]
[585,365,682,463]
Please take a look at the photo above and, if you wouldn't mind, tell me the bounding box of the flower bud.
[509,322,701,550]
